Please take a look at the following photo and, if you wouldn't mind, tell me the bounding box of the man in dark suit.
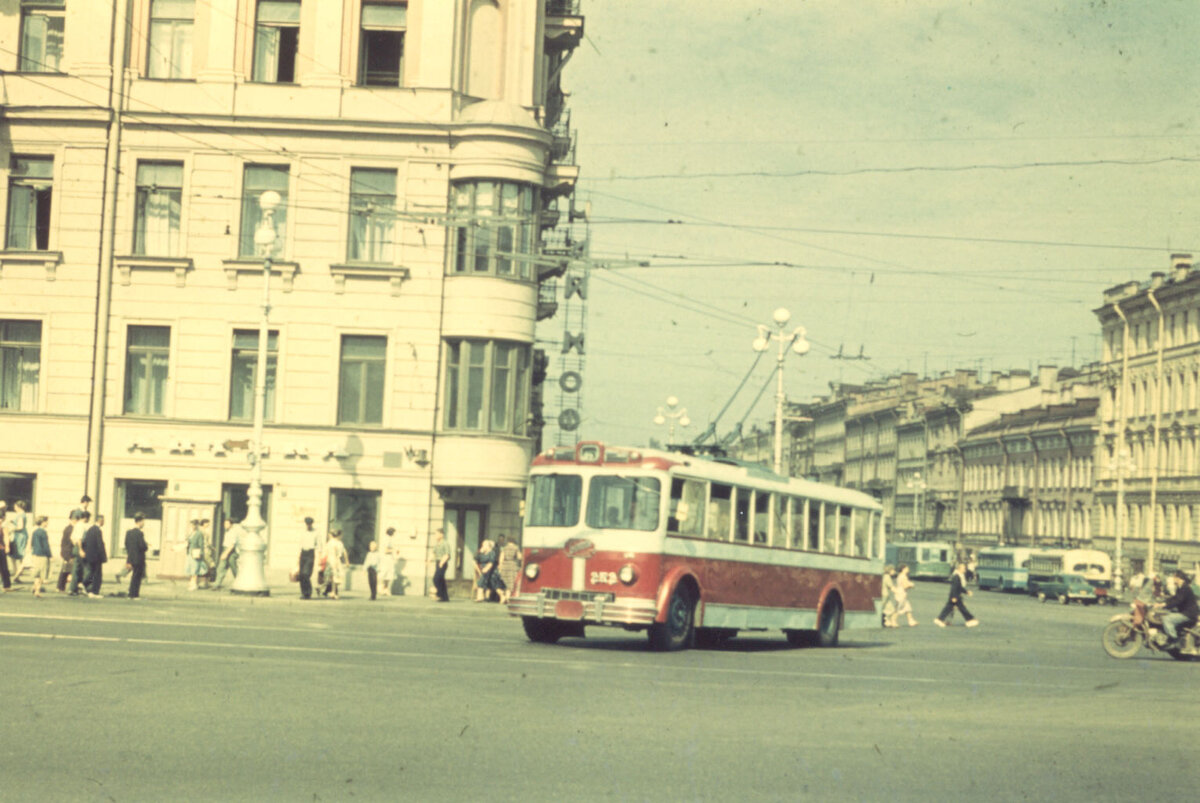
[935,562,979,628]
[78,512,107,598]
[124,514,149,600]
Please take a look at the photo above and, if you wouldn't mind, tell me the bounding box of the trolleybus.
[975,546,1036,591]
[1028,548,1113,592]
[508,442,886,651]
[885,540,955,580]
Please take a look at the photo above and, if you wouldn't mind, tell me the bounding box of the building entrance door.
[444,505,486,582]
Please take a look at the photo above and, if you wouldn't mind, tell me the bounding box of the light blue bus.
[976,547,1036,591]
[886,541,955,580]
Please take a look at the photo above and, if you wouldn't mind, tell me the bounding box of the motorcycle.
[1101,599,1200,660]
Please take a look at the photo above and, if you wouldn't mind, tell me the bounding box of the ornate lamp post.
[653,396,691,444]
[906,471,928,540]
[231,190,279,596]
[752,308,810,475]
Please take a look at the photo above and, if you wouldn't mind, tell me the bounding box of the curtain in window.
[6,186,35,250]
[348,169,396,263]
[240,165,289,257]
[1,343,39,411]
[253,1,300,82]
[135,163,183,256]
[20,13,63,72]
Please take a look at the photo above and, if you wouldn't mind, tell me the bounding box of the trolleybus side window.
[668,477,706,538]
[824,503,840,554]
[526,473,581,527]
[585,476,661,531]
[774,495,789,548]
[809,500,822,551]
[708,483,732,540]
[734,487,752,542]
[790,497,806,550]
[753,491,770,544]
[853,508,871,558]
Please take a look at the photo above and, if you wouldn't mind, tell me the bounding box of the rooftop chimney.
[1150,271,1166,289]
[1172,252,1193,282]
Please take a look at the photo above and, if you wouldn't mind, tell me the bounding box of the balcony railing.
[547,0,582,15]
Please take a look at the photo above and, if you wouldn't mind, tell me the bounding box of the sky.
[540,0,1200,450]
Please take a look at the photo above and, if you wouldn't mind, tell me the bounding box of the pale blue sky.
[548,0,1200,448]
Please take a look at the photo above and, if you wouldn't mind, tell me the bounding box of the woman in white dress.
[891,564,918,627]
[324,529,349,600]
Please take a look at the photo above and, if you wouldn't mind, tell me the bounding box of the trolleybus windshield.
[526,473,582,527]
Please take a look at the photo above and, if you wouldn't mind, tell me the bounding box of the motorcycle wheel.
[1101,619,1142,659]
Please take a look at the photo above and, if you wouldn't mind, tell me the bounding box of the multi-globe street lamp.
[231,190,279,596]
[653,396,691,444]
[752,308,810,475]
[906,471,928,541]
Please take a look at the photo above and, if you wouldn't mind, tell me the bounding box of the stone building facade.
[0,0,585,590]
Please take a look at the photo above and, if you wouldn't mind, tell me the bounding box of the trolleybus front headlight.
[524,563,540,581]
[618,564,638,585]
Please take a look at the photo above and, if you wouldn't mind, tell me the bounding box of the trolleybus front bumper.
[508,589,658,627]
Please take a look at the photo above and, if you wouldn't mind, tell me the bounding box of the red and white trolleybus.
[508,442,886,651]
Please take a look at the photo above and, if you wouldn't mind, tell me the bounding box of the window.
[753,491,770,544]
[338,335,386,425]
[854,510,871,558]
[442,339,531,435]
[734,487,751,542]
[116,480,167,555]
[133,161,183,256]
[526,473,582,527]
[773,495,789,547]
[330,488,379,565]
[124,326,170,415]
[359,2,406,86]
[0,320,41,411]
[6,156,53,250]
[449,181,538,279]
[347,168,396,262]
[19,1,64,73]
[147,0,194,78]
[229,329,278,421]
[585,476,661,532]
[239,165,289,258]
[707,483,731,540]
[252,1,299,83]
[668,477,706,537]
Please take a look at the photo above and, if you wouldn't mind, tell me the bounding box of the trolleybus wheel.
[815,596,842,648]
[648,584,695,651]
[522,617,564,644]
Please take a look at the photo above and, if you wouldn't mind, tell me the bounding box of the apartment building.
[0,0,584,589]
[1095,255,1200,575]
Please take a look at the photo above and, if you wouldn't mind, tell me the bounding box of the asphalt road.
[1,580,1194,802]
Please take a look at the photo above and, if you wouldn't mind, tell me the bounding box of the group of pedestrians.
[474,534,521,603]
[295,518,399,602]
[1,495,125,600]
[881,561,980,629]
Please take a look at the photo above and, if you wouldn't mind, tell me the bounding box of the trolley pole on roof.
[752,308,810,475]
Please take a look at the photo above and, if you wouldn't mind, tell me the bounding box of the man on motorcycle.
[1157,570,1199,648]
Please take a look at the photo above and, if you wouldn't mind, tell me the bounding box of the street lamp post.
[231,190,279,596]
[906,471,927,540]
[653,396,690,444]
[752,308,810,475]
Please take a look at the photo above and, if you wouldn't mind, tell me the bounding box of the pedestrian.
[0,500,11,592]
[431,528,450,602]
[186,519,208,591]
[881,564,897,627]
[323,529,349,600]
[8,499,29,582]
[70,495,91,522]
[892,564,919,627]
[211,519,241,589]
[67,516,86,595]
[28,515,52,598]
[297,516,317,599]
[363,540,380,601]
[935,562,979,628]
[378,527,397,597]
[56,513,76,593]
[474,539,498,602]
[124,514,149,600]
[497,534,521,605]
[79,511,108,598]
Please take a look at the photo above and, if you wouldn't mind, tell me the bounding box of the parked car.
[1033,573,1098,605]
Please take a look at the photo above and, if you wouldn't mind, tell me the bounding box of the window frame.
[346,167,397,263]
[6,155,54,251]
[337,334,387,427]
[123,325,171,417]
[239,163,289,259]
[448,181,539,280]
[133,160,184,257]
[441,338,531,435]
[0,319,42,412]
[358,1,407,87]
[18,0,65,74]
[252,0,301,84]
[228,328,279,422]
[147,0,196,79]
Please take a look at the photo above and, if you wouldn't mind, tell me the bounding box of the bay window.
[449,181,538,279]
[443,339,531,435]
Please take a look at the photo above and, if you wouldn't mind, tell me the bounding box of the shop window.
[330,488,379,565]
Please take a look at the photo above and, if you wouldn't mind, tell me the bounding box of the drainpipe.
[85,3,129,502]
[1111,301,1130,591]
[1147,290,1165,577]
